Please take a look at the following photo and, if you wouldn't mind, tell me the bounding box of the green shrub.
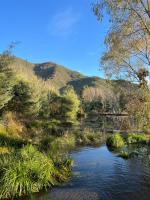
[43,120,63,136]
[7,80,40,117]
[0,112,25,138]
[106,133,125,149]
[125,133,147,144]
[0,145,72,199]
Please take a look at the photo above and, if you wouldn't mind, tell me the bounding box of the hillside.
[9,57,133,98]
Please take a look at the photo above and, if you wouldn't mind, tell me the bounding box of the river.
[30,142,150,200]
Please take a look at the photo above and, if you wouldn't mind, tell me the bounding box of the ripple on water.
[48,189,99,200]
[31,144,150,200]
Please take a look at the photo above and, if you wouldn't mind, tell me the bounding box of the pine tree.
[8,80,40,117]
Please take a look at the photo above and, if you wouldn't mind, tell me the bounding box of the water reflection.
[79,115,135,132]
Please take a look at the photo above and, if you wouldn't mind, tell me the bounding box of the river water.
[31,143,150,200]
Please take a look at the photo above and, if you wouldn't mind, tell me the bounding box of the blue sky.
[0,0,109,77]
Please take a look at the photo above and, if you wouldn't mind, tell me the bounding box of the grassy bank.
[106,132,148,149]
[0,124,104,199]
[106,132,149,159]
[0,144,73,199]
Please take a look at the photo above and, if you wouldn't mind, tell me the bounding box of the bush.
[1,112,24,138]
[43,120,62,136]
[125,133,147,144]
[0,145,72,199]
[106,133,125,149]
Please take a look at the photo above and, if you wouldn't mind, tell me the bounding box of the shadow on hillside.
[34,63,56,80]
[61,77,102,95]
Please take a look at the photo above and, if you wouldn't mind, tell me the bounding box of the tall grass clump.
[1,112,24,138]
[0,145,72,199]
[125,133,147,144]
[0,147,10,154]
[106,133,125,149]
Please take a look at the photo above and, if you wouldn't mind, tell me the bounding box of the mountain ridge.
[9,57,132,99]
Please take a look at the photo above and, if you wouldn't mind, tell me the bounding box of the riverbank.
[0,128,106,199]
[1,129,150,199]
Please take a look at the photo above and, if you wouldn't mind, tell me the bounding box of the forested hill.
[9,57,132,98]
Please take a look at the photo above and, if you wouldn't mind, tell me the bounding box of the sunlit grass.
[106,133,125,149]
[0,144,73,199]
[125,133,147,144]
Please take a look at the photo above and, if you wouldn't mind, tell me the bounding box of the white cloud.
[48,7,80,37]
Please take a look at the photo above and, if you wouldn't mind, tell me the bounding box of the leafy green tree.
[41,87,80,123]
[0,50,14,112]
[63,86,80,122]
[8,80,40,117]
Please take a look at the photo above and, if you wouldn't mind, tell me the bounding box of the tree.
[0,49,14,111]
[40,88,80,123]
[8,80,40,117]
[93,0,150,88]
[63,86,80,122]
[126,88,150,129]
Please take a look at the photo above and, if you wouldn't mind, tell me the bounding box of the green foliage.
[40,87,80,124]
[8,80,40,117]
[49,94,71,120]
[106,133,125,149]
[0,51,15,111]
[0,147,10,154]
[83,100,103,113]
[0,145,72,199]
[0,112,25,138]
[63,86,80,122]
[125,133,147,144]
[43,120,63,136]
